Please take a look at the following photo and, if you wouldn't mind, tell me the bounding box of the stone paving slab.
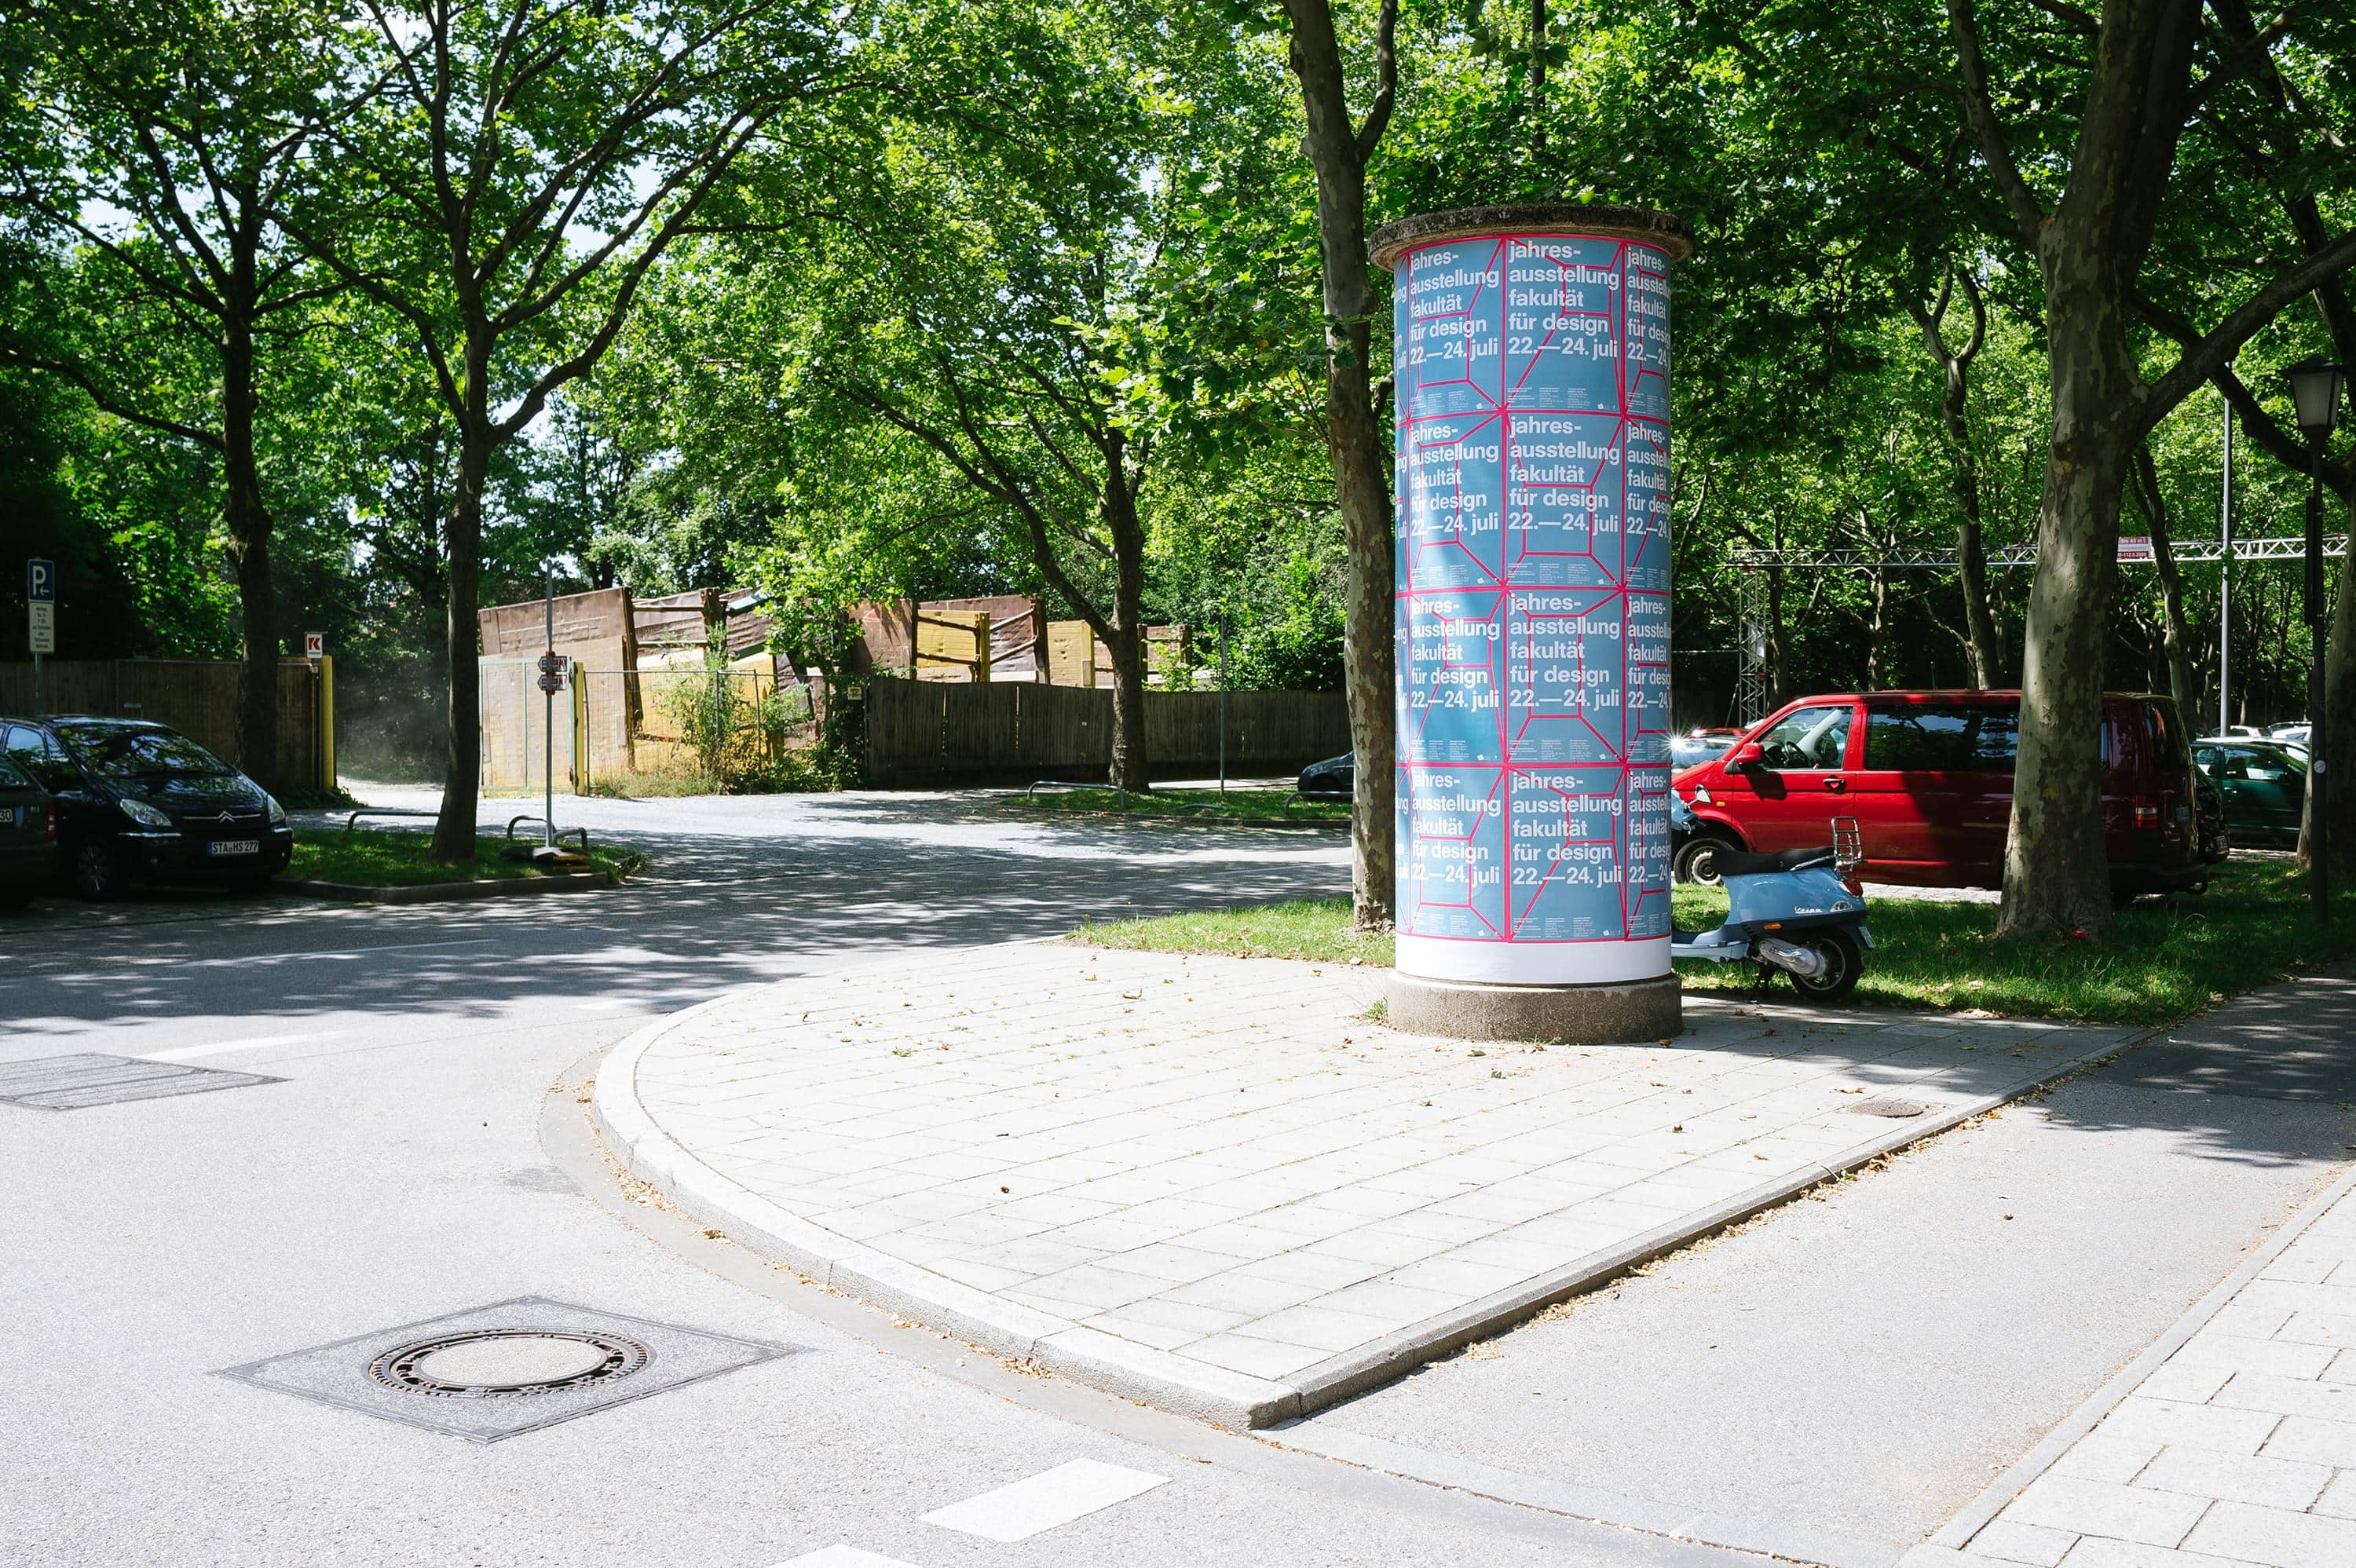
[594,941,2147,1427]
[1904,1162,2356,1568]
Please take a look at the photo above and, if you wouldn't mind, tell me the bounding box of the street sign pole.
[543,573,556,850]
[27,558,57,715]
[2220,388,2233,736]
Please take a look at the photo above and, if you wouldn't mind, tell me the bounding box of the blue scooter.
[1669,796,1873,1001]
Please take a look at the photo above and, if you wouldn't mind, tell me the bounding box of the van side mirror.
[1731,741,1765,767]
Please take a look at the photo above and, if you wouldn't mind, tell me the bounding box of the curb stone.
[593,962,2168,1431]
[273,870,616,904]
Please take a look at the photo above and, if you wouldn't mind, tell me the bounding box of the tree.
[1903,268,2005,687]
[1276,0,1398,929]
[2,0,354,787]
[1944,0,2356,934]
[629,0,1313,793]
[291,0,835,859]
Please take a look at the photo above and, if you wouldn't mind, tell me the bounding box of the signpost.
[305,631,324,662]
[27,557,55,714]
[539,575,558,850]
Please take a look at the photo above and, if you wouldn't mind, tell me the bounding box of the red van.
[1671,690,2211,895]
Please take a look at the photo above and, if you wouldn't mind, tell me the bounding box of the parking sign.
[27,558,56,654]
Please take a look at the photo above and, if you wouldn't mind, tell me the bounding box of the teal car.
[2193,740,2307,847]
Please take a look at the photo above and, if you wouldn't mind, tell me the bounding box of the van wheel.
[70,841,126,902]
[1674,835,1734,886]
[1788,930,1862,1002]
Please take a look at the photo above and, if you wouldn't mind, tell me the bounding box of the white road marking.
[141,1033,323,1062]
[766,1548,925,1568]
[919,1459,1169,1543]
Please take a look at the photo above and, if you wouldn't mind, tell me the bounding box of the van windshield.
[1864,706,2020,771]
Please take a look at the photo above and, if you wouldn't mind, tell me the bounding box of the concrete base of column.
[1386,972,1681,1045]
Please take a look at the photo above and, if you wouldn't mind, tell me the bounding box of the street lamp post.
[2287,356,2346,923]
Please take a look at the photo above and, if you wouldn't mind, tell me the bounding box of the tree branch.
[1944,0,2047,247]
[1353,0,1397,165]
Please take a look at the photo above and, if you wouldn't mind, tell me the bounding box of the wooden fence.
[0,659,329,784]
[865,678,1350,786]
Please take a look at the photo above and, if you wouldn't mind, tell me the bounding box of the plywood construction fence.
[0,658,328,785]
[478,656,580,793]
[1045,621,1094,686]
[865,679,1349,786]
[914,610,990,682]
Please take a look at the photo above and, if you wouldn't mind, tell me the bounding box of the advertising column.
[1370,205,1692,1044]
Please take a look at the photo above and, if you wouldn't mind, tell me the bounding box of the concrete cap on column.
[1370,203,1695,270]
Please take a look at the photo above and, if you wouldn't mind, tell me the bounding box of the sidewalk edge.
[1912,1157,2356,1559]
[1283,1022,2158,1420]
[595,977,2161,1435]
[589,986,1302,1427]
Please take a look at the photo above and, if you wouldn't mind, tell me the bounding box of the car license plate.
[207,839,260,857]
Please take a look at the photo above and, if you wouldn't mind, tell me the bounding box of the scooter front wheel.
[1787,930,1862,1002]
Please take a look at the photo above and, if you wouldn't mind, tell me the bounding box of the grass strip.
[290,828,640,887]
[1009,786,1347,821]
[1070,861,2353,1026]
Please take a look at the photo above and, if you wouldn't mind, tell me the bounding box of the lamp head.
[2286,355,2346,440]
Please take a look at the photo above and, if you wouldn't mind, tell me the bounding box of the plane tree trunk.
[1281,0,1397,930]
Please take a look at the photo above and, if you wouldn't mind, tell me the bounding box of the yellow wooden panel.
[1046,621,1095,687]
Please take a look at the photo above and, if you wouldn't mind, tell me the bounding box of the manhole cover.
[368,1329,649,1398]
[218,1296,800,1442]
[1849,1097,1930,1118]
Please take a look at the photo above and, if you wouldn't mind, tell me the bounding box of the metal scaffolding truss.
[1727,534,2347,725]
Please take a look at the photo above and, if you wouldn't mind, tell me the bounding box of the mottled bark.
[432,347,493,864]
[219,285,280,791]
[2131,442,2198,715]
[1103,438,1150,794]
[1282,0,1396,930]
[1904,270,2003,685]
[2301,480,2356,875]
[2003,429,2131,936]
[1996,236,2140,937]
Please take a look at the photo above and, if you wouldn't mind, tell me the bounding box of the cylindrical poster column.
[1370,204,1692,1044]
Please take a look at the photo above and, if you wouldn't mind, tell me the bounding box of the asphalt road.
[2,788,2343,1568]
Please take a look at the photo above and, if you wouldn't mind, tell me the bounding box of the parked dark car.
[2190,771,2226,864]
[0,717,292,900]
[0,749,59,908]
[1297,752,1353,801]
[1673,690,2208,896]
[2194,739,2306,847]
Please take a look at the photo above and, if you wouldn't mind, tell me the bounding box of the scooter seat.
[1714,845,1837,878]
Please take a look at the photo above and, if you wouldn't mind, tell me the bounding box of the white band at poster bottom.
[1395,934,1672,988]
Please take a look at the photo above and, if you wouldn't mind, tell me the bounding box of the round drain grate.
[1848,1096,1930,1118]
[368,1329,650,1398]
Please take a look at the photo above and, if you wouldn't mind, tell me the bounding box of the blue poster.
[1392,231,1674,981]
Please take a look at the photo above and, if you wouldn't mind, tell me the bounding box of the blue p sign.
[27,559,55,603]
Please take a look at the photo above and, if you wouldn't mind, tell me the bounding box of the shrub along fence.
[865,677,1349,787]
[0,658,330,786]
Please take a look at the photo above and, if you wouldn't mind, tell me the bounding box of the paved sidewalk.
[1908,1168,2356,1568]
[596,941,2145,1427]
[598,932,2149,1422]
